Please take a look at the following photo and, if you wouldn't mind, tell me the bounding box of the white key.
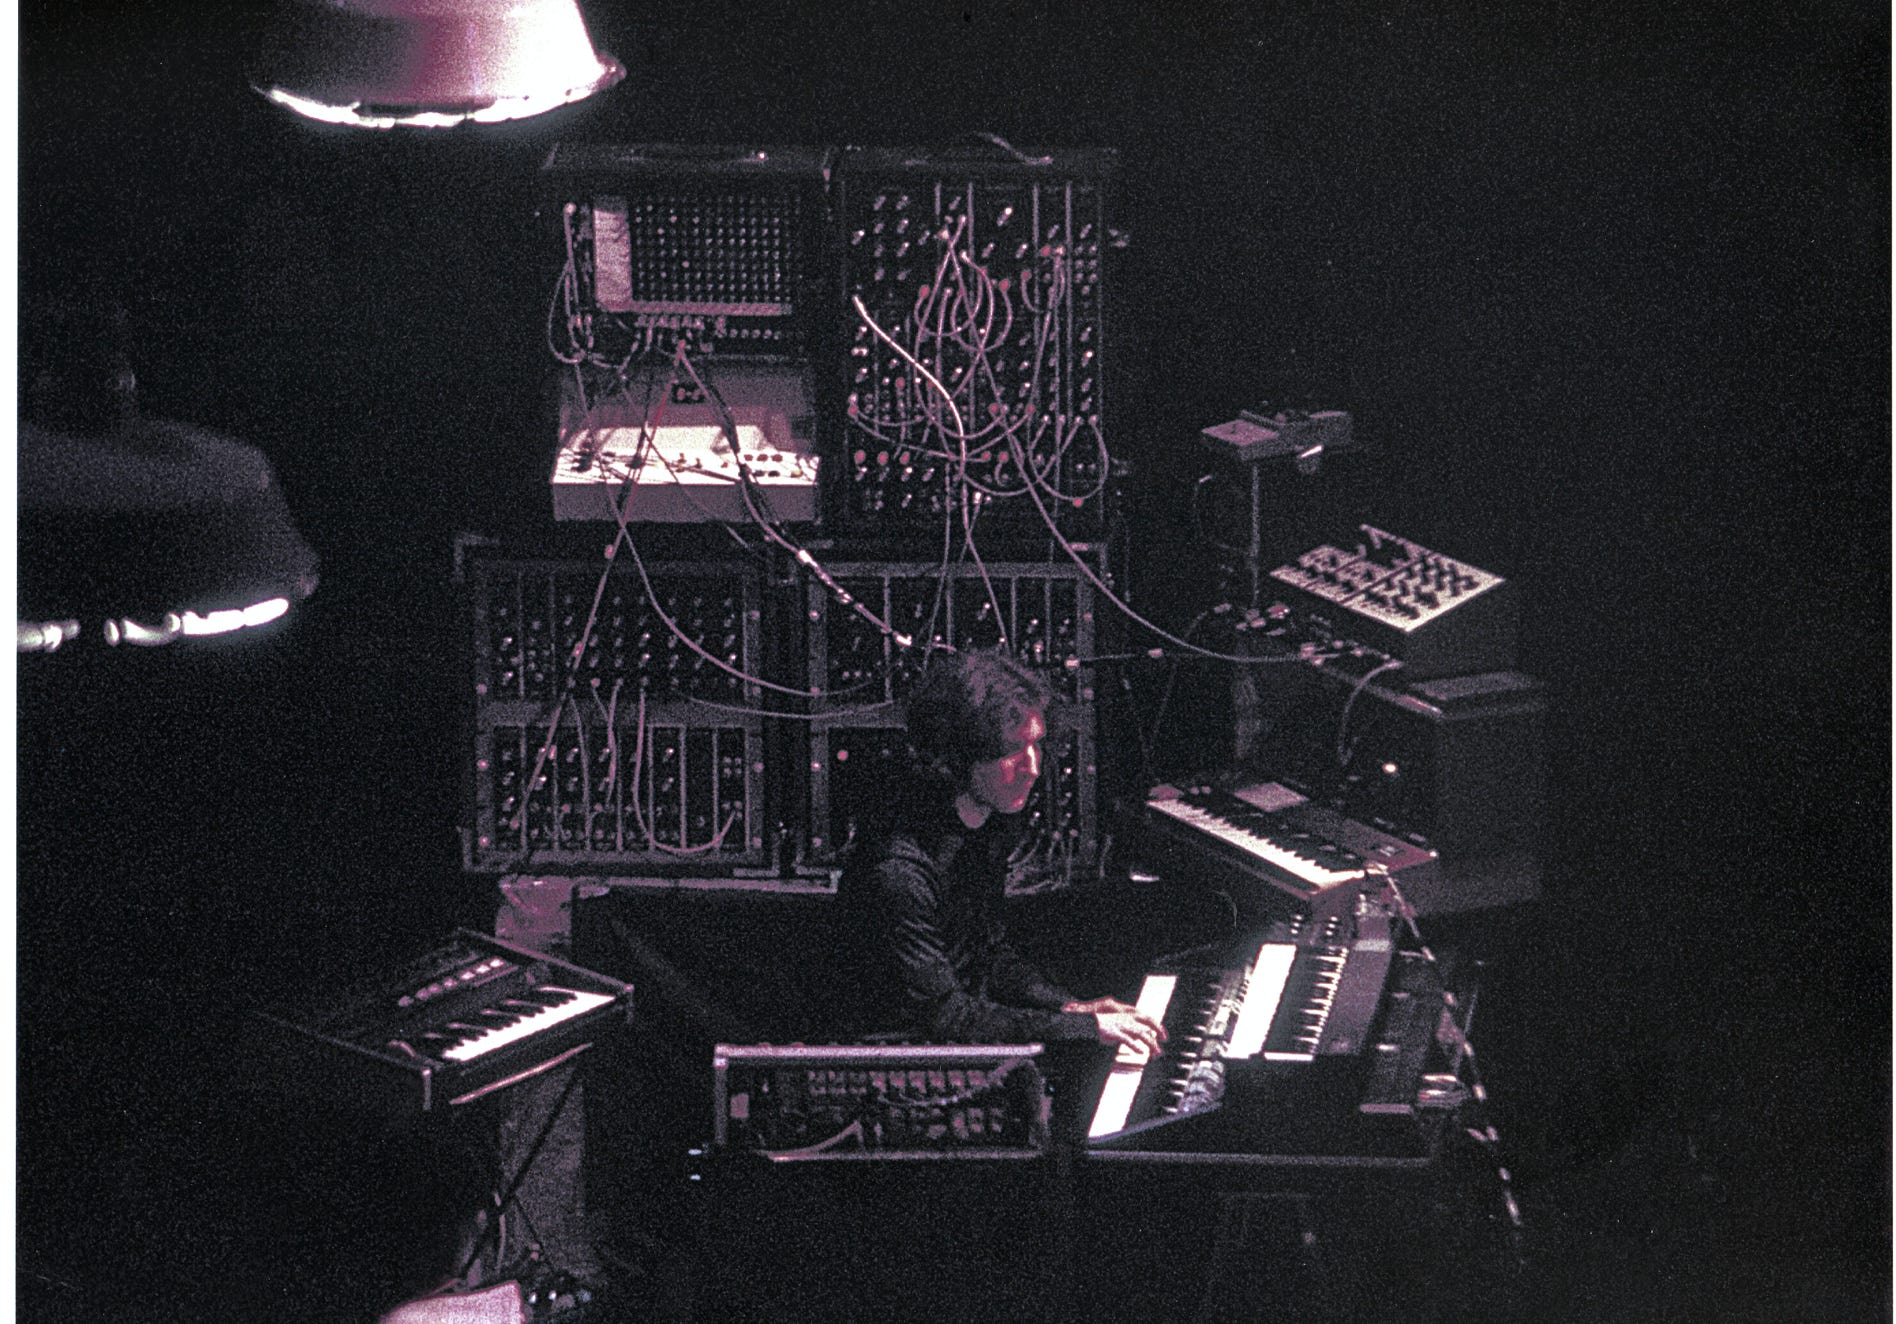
[1116,973,1178,1066]
[1087,973,1179,1139]
[439,986,616,1063]
[1226,943,1296,1060]
[1148,799,1362,888]
[1088,1068,1146,1140]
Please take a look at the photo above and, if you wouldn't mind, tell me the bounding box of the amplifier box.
[1238,663,1547,864]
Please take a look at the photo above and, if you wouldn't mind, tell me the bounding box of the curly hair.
[902,647,1053,785]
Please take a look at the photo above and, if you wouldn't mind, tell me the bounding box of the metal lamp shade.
[251,0,624,128]
[18,418,321,646]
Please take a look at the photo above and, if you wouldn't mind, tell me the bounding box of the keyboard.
[1080,884,1474,1165]
[430,984,619,1063]
[245,930,633,1115]
[1087,904,1395,1143]
[1141,780,1438,917]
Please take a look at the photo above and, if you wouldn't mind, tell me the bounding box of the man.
[832,647,1166,1058]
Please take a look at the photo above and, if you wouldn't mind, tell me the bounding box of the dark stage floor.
[14,720,1888,1323]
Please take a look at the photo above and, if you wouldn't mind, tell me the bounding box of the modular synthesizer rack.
[464,548,770,872]
[538,142,1120,546]
[831,147,1116,543]
[461,540,1110,884]
[540,143,834,366]
[800,557,1101,874]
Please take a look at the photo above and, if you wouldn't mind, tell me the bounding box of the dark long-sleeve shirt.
[831,801,1098,1045]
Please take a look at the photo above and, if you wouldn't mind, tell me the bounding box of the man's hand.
[1062,995,1139,1017]
[1066,997,1166,1058]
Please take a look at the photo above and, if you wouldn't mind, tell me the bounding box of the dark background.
[14,2,1891,1319]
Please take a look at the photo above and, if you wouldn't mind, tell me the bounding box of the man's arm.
[983,929,1166,1055]
[985,935,1078,1012]
[870,859,1097,1044]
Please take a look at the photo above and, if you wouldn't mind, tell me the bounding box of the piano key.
[1226,942,1297,1059]
[1113,973,1179,1066]
[437,986,617,1063]
[1148,796,1364,890]
[1089,1067,1146,1139]
[1135,973,1180,1020]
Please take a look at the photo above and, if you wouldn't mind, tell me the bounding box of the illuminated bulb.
[87,597,295,646]
[17,620,82,653]
[179,597,293,637]
[251,0,624,130]
[105,615,185,647]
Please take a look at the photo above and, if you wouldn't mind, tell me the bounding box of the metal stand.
[458,1061,589,1284]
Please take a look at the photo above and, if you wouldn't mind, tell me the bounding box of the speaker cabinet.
[1238,665,1547,910]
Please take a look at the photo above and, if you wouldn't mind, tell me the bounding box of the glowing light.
[17,621,81,653]
[259,79,618,131]
[105,615,185,647]
[252,0,624,131]
[86,598,294,647]
[179,597,293,637]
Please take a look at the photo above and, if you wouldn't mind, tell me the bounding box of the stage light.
[18,299,321,655]
[179,598,294,638]
[101,616,181,648]
[18,419,321,653]
[17,621,82,654]
[250,0,624,130]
